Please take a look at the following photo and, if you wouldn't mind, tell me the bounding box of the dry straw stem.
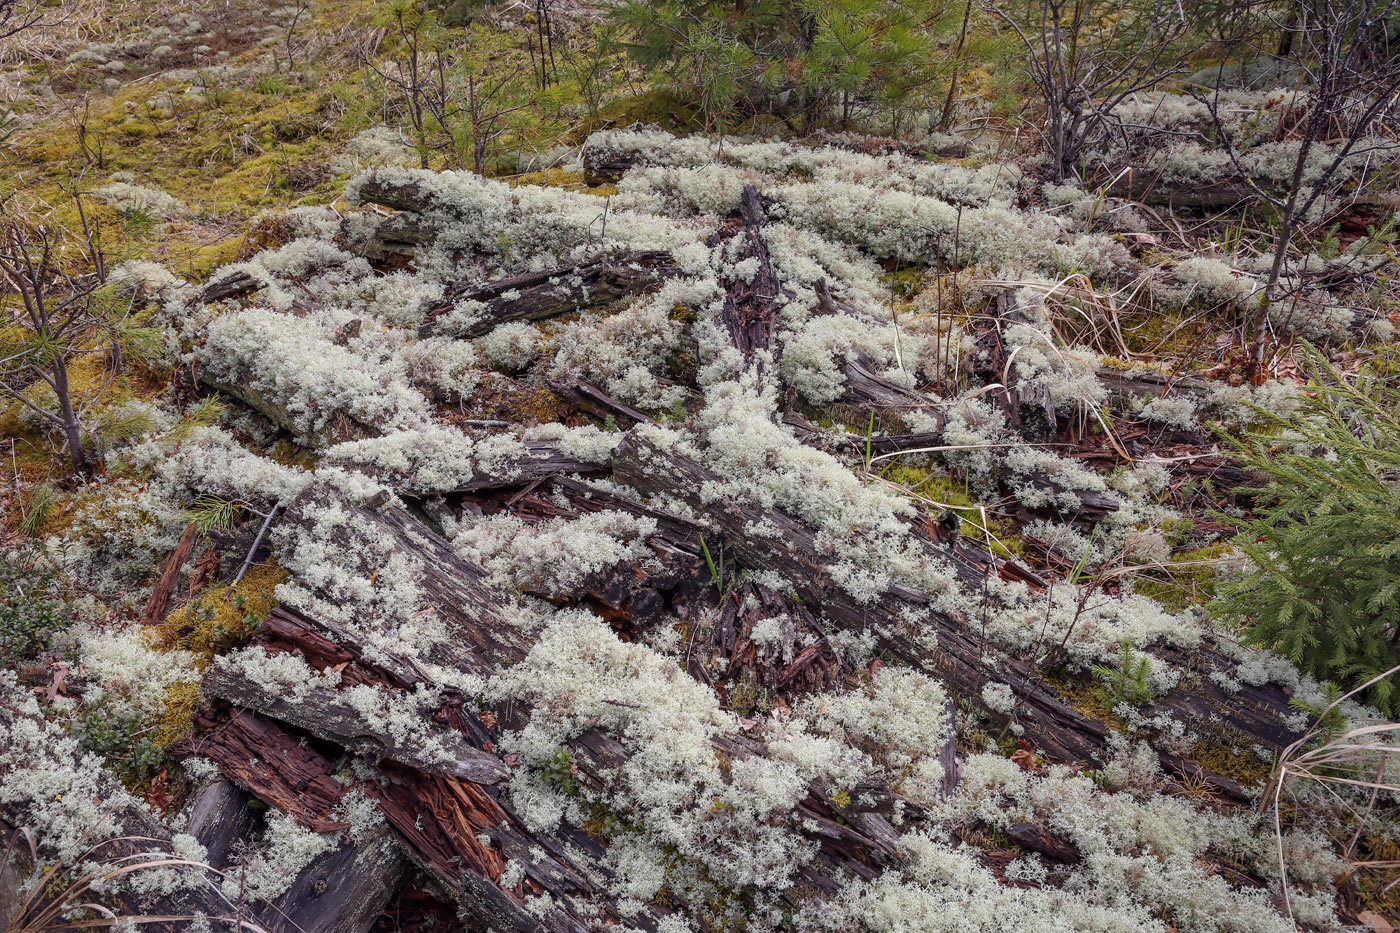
[2,826,279,933]
[0,0,154,66]
[981,274,1132,358]
[1266,663,1400,920]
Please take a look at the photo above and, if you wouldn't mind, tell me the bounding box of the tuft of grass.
[18,484,59,537]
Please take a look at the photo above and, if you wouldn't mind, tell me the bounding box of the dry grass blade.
[1265,664,1400,921]
[1,830,281,933]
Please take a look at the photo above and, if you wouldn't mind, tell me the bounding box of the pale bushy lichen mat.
[8,121,1396,931]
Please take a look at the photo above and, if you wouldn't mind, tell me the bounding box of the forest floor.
[2,1,1399,931]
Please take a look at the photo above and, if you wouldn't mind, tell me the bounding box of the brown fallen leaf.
[45,661,69,702]
[1359,911,1395,933]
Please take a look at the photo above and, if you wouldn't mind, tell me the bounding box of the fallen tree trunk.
[784,407,1122,524]
[0,692,278,933]
[269,827,406,933]
[203,665,511,782]
[580,132,969,188]
[611,431,1112,760]
[609,429,1297,797]
[197,268,261,304]
[1103,167,1264,209]
[177,483,928,931]
[420,250,680,338]
[582,144,639,187]
[1101,164,1395,211]
[184,777,258,870]
[333,439,607,496]
[717,185,784,367]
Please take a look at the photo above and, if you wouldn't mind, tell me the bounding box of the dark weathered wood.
[185,777,257,870]
[198,484,937,930]
[203,665,512,783]
[785,402,1121,523]
[719,185,784,366]
[978,288,1059,440]
[332,439,606,497]
[200,376,366,445]
[421,250,680,337]
[361,212,436,254]
[1096,366,1216,405]
[611,430,1110,761]
[582,145,639,187]
[0,695,274,932]
[1006,822,1081,864]
[175,453,1305,931]
[1103,166,1263,209]
[197,269,261,304]
[609,430,1297,796]
[804,129,970,161]
[840,351,929,409]
[548,377,658,427]
[351,174,445,214]
[1104,164,1396,213]
[579,132,969,189]
[270,826,406,933]
[183,763,406,933]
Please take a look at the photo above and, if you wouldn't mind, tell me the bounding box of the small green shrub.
[1215,347,1400,715]
[71,692,166,780]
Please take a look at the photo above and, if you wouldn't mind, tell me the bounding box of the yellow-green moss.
[152,562,287,663]
[153,679,200,749]
[1129,543,1229,612]
[1188,734,1273,788]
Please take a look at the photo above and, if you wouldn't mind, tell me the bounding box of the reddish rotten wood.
[144,521,198,626]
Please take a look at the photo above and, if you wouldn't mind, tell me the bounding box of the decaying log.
[804,129,970,161]
[1096,366,1215,405]
[611,431,1110,758]
[168,435,1298,926]
[840,351,930,410]
[610,429,1297,798]
[504,478,707,627]
[182,484,936,931]
[580,131,969,188]
[977,287,1059,441]
[1006,822,1081,865]
[335,439,607,497]
[1103,165,1396,211]
[144,520,198,625]
[182,747,406,933]
[199,375,367,446]
[547,376,658,427]
[785,407,1121,524]
[351,174,452,215]
[582,144,639,187]
[270,826,406,933]
[420,250,680,338]
[718,185,784,366]
[197,268,261,304]
[0,695,273,932]
[203,664,511,783]
[177,705,351,833]
[1103,167,1264,209]
[185,777,257,870]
